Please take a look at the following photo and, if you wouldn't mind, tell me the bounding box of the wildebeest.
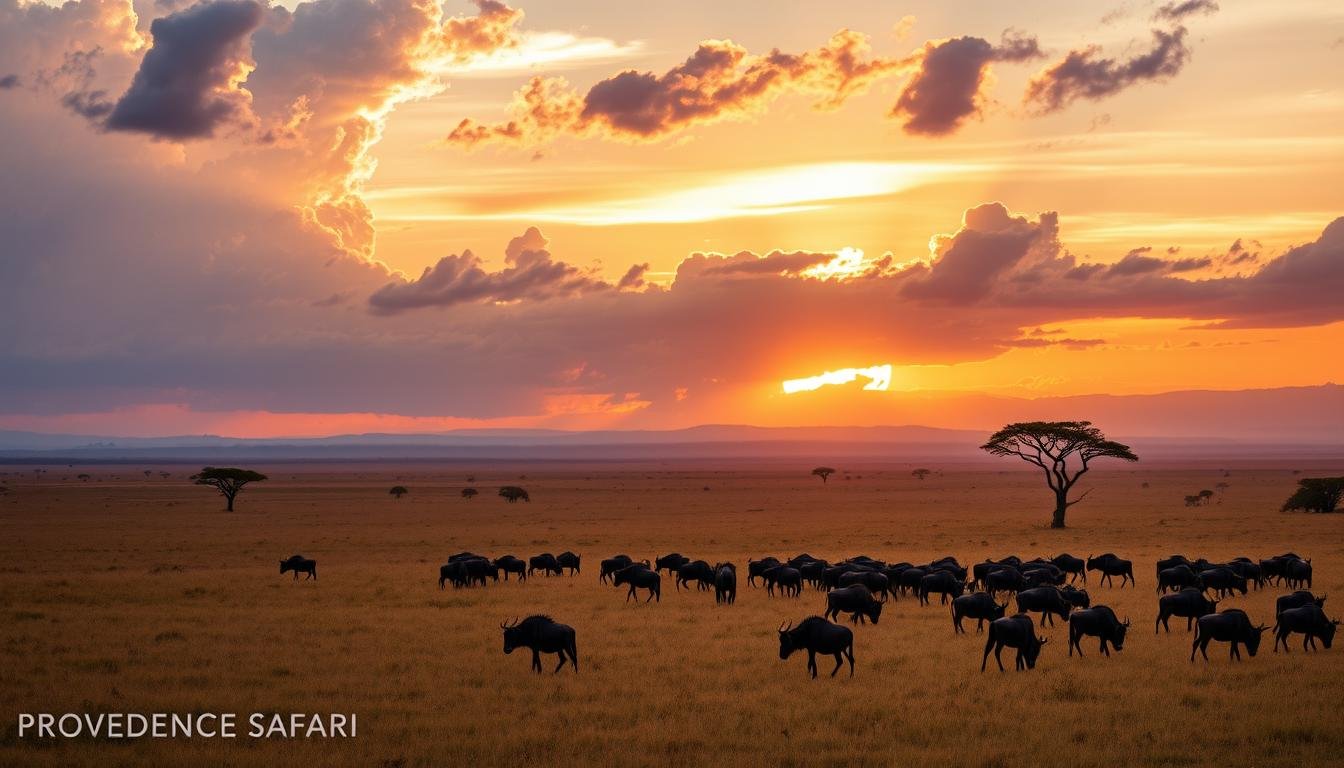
[1275,590,1326,616]
[1068,605,1130,657]
[556,551,581,576]
[1260,553,1304,586]
[1086,553,1134,588]
[599,555,635,584]
[1273,604,1338,652]
[800,560,830,590]
[918,570,966,606]
[762,565,803,597]
[493,555,527,582]
[655,553,690,574]
[1197,567,1248,598]
[1157,588,1220,633]
[778,617,855,678]
[501,615,577,673]
[528,553,563,577]
[1061,585,1091,609]
[952,592,1007,634]
[1051,553,1086,584]
[1156,554,1193,577]
[714,562,737,605]
[748,557,782,586]
[984,567,1025,597]
[982,614,1048,671]
[1022,563,1066,587]
[1157,564,1199,593]
[1227,558,1263,589]
[439,560,465,589]
[280,555,316,580]
[676,560,715,592]
[825,584,883,625]
[1191,609,1268,662]
[838,570,891,601]
[897,567,927,597]
[1015,586,1072,627]
[613,564,661,603]
[1284,558,1313,589]
[461,557,496,587]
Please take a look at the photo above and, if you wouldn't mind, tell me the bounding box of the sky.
[0,0,1342,437]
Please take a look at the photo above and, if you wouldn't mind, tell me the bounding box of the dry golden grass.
[2,461,1343,767]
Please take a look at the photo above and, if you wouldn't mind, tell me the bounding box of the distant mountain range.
[0,384,1338,462]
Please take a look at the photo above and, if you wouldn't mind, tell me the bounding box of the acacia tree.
[499,486,529,503]
[461,487,479,500]
[980,421,1138,529]
[912,468,932,481]
[389,485,409,499]
[811,467,836,484]
[1281,477,1343,513]
[191,467,268,512]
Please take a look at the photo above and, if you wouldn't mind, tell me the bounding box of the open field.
[2,460,1343,767]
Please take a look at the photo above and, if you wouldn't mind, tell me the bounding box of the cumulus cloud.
[1024,26,1190,112]
[892,31,1042,136]
[447,29,907,147]
[105,0,265,139]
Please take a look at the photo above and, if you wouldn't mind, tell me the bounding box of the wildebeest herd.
[283,548,1335,676]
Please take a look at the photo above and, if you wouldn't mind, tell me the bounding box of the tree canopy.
[811,466,836,483]
[461,487,479,499]
[499,485,529,503]
[912,468,932,480]
[980,421,1138,528]
[389,485,409,499]
[1281,477,1343,513]
[191,467,267,511]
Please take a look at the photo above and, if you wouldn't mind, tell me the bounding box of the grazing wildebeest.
[613,564,661,603]
[1023,568,1066,589]
[1086,553,1134,588]
[1259,552,1304,586]
[897,567,927,597]
[280,555,316,580]
[1275,590,1326,617]
[1191,609,1268,662]
[800,560,830,590]
[748,557,781,586]
[447,551,484,562]
[1068,605,1130,657]
[461,557,496,587]
[1227,558,1263,589]
[528,553,563,577]
[1198,567,1248,598]
[676,560,715,592]
[984,567,1025,597]
[1284,558,1313,589]
[1156,555,1193,577]
[918,570,967,606]
[787,553,820,569]
[655,553,690,574]
[1157,588,1220,633]
[825,584,883,625]
[1061,585,1091,610]
[556,551,581,576]
[951,592,1007,634]
[762,565,803,597]
[493,555,527,582]
[1015,586,1072,627]
[1157,565,1199,593]
[714,563,737,605]
[838,570,891,601]
[982,614,1048,672]
[599,555,634,584]
[439,560,466,589]
[926,559,968,582]
[1273,604,1338,652]
[778,617,855,678]
[1051,553,1086,584]
[972,559,1005,591]
[501,615,577,673]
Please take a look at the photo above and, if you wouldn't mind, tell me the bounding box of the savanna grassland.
[1,460,1343,768]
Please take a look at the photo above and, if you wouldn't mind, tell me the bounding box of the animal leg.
[845,646,854,676]
[830,653,843,677]
[808,650,818,679]
[553,651,567,674]
[531,650,542,673]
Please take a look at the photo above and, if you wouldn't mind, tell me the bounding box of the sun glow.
[782,364,893,394]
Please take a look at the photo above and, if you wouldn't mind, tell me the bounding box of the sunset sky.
[1,0,1342,437]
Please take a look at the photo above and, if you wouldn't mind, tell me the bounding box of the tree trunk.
[225,492,235,512]
[1051,489,1068,528]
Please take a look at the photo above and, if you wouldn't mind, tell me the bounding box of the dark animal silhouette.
[952,592,1007,634]
[613,564,661,603]
[501,616,577,673]
[1086,554,1134,588]
[439,560,465,589]
[493,555,527,582]
[1051,553,1086,584]
[1273,604,1338,652]
[1015,586,1072,627]
[982,614,1048,671]
[1259,553,1304,586]
[1284,558,1313,589]
[838,570,891,601]
[1157,588,1220,633]
[778,617,855,678]
[1198,567,1248,598]
[676,560,715,592]
[897,567,927,596]
[714,562,737,605]
[460,557,496,587]
[1275,590,1325,617]
[599,555,635,584]
[556,551,581,576]
[1060,585,1091,609]
[800,560,830,590]
[1157,565,1199,593]
[762,565,803,597]
[984,567,1025,596]
[1156,555,1193,577]
[918,570,966,606]
[280,555,316,580]
[1192,609,1268,662]
[655,553,690,574]
[1068,605,1130,657]
[825,584,883,625]
[528,553,563,577]
[748,557,781,586]
[1226,558,1263,589]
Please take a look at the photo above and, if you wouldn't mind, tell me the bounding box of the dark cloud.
[1024,26,1190,112]
[1153,0,1219,22]
[60,87,113,118]
[105,0,265,139]
[0,74,18,89]
[617,262,650,290]
[891,31,1042,136]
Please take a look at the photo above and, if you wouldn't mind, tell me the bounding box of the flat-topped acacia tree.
[811,467,836,484]
[191,467,268,512]
[980,421,1138,529]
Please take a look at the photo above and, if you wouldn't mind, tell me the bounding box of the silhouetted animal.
[461,557,496,587]
[1086,554,1134,588]
[1284,558,1313,589]
[1068,605,1130,657]
[599,555,634,584]
[439,561,465,589]
[800,560,830,590]
[1260,553,1304,586]
[1156,555,1193,577]
[838,570,891,601]
[1059,585,1091,610]
[1015,586,1072,627]
[1192,609,1268,662]
[762,566,803,597]
[714,563,737,605]
[982,614,1048,671]
[280,555,316,580]
[655,553,690,574]
[748,557,781,586]
[676,560,715,592]
[1226,558,1263,589]
[918,570,966,606]
[556,551,581,576]
[1157,588,1220,633]
[1198,567,1248,598]
[1157,565,1199,593]
[528,553,563,577]
[825,584,883,625]
[1022,563,1066,587]
[1275,590,1326,617]
[898,567,927,596]
[1051,553,1086,584]
[1273,604,1338,652]
[952,592,1007,634]
[984,567,1025,596]
[501,615,577,673]
[778,617,855,678]
[493,555,527,582]
[613,564,660,603]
